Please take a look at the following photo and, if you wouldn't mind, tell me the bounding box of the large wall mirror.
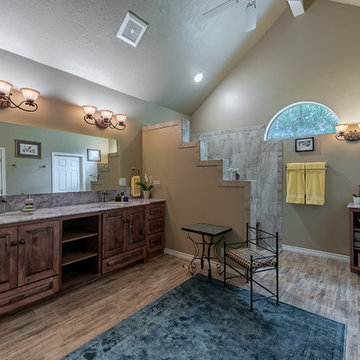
[0,121,117,195]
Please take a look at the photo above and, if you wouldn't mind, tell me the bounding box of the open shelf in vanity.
[349,206,360,273]
[61,214,101,290]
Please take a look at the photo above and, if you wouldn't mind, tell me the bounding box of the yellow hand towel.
[131,175,141,197]
[305,162,326,206]
[286,163,305,204]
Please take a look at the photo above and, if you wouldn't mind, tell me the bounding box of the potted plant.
[228,167,240,181]
[353,186,360,206]
[136,174,160,200]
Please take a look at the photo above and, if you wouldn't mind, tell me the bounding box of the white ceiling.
[0,0,289,115]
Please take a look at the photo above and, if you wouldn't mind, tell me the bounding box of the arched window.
[265,102,339,140]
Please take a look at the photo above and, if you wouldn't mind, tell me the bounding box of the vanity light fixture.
[0,80,40,112]
[82,105,127,131]
[335,123,360,142]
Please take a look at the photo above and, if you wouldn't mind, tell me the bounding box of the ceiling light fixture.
[193,73,204,83]
[335,123,360,142]
[0,80,40,112]
[82,106,127,131]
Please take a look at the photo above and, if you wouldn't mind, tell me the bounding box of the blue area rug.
[63,274,346,360]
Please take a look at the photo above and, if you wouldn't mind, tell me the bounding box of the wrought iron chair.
[223,223,279,311]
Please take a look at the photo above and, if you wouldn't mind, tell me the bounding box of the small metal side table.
[182,223,232,281]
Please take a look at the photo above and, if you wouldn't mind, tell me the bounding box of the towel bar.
[285,165,328,170]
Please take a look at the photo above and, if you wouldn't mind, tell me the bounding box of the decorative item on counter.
[228,167,240,181]
[131,166,141,197]
[352,185,360,206]
[115,194,122,202]
[120,192,125,201]
[123,195,129,202]
[23,195,35,212]
[136,173,160,200]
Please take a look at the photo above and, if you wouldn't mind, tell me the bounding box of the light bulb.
[20,88,40,102]
[100,109,113,120]
[0,80,13,95]
[335,123,349,133]
[115,114,127,123]
[82,105,97,115]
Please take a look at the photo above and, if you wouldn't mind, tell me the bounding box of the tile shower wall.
[3,188,132,212]
[192,125,283,244]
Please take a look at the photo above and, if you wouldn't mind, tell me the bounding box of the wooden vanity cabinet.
[0,227,18,293]
[146,202,165,258]
[0,201,165,316]
[102,206,146,274]
[0,221,60,315]
[18,221,60,286]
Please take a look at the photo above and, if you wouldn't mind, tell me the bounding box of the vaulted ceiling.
[0,0,294,115]
[1,1,358,115]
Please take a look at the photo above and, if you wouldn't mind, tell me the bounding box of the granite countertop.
[0,199,165,225]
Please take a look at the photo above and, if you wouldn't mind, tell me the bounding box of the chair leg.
[250,256,253,312]
[276,265,279,305]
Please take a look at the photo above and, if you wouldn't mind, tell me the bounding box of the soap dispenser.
[115,194,122,202]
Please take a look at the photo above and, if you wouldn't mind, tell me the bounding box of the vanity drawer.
[102,247,146,274]
[147,233,165,252]
[0,276,59,315]
[146,203,164,220]
[146,218,164,235]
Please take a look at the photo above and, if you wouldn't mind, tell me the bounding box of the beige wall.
[142,121,249,255]
[190,0,360,256]
[283,131,360,256]
[191,0,360,133]
[0,49,184,180]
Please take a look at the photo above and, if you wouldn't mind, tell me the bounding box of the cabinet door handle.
[10,241,18,247]
[19,240,25,245]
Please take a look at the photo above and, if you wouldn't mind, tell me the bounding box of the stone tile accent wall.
[192,125,283,245]
[2,187,132,212]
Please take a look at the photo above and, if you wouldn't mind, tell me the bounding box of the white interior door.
[52,153,84,193]
[0,147,6,195]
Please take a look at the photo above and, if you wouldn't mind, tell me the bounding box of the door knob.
[19,240,25,245]
[10,241,18,246]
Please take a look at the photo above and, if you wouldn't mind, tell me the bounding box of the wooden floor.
[0,251,358,360]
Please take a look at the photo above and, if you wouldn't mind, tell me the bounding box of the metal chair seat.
[226,247,276,270]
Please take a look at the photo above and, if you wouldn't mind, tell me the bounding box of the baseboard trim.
[165,246,350,264]
[164,248,194,261]
[282,245,349,262]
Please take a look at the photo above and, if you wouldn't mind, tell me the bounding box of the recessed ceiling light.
[193,72,203,83]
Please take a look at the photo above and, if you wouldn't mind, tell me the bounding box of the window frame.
[264,101,339,141]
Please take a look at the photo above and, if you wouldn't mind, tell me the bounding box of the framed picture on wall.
[15,139,41,159]
[295,137,314,152]
[87,149,101,162]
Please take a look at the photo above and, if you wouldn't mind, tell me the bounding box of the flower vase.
[235,174,240,181]
[353,196,360,206]
[143,190,150,200]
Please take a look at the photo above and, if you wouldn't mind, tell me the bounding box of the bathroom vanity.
[0,199,165,316]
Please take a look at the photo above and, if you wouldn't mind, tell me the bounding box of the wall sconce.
[335,123,360,142]
[82,105,127,131]
[0,80,40,112]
